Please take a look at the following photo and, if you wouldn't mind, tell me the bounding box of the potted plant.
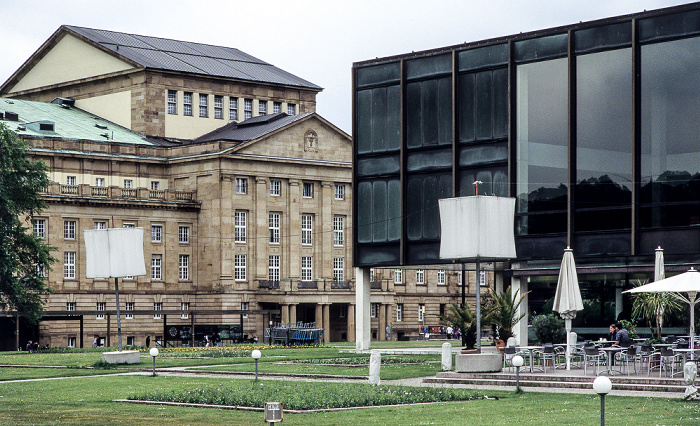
[629,279,682,340]
[484,285,530,355]
[440,303,477,352]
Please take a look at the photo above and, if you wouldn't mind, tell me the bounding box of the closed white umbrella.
[655,247,665,282]
[553,247,584,370]
[624,268,700,344]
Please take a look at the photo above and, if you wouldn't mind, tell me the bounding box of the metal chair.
[616,345,638,375]
[583,345,606,375]
[535,344,558,373]
[656,348,681,377]
[503,345,521,372]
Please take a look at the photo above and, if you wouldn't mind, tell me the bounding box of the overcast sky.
[0,0,692,134]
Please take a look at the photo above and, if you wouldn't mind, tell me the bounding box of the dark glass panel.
[372,180,387,242]
[356,245,400,267]
[357,86,401,155]
[459,143,507,167]
[575,48,632,231]
[357,155,401,177]
[437,77,452,146]
[406,53,452,80]
[422,79,439,146]
[516,58,568,234]
[356,62,401,88]
[458,73,476,142]
[493,68,508,139]
[406,243,443,265]
[407,177,423,240]
[574,233,630,256]
[407,78,452,149]
[515,211,567,235]
[406,173,452,241]
[459,166,508,196]
[387,179,401,241]
[386,86,401,151]
[356,90,373,154]
[406,82,423,149]
[371,87,388,152]
[476,71,493,140]
[639,9,700,43]
[574,22,631,53]
[515,33,568,63]
[458,43,508,71]
[407,148,453,172]
[641,37,700,228]
[357,181,373,243]
[423,175,440,239]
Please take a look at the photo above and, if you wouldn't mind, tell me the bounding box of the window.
[179,255,189,280]
[333,257,344,281]
[95,178,105,187]
[68,337,76,348]
[35,262,46,277]
[273,101,281,113]
[96,302,105,320]
[458,270,463,284]
[241,302,249,319]
[437,270,445,285]
[214,95,223,119]
[244,98,253,119]
[64,252,75,279]
[269,255,280,281]
[64,220,76,239]
[33,219,46,239]
[333,216,344,246]
[370,268,375,282]
[199,93,208,117]
[125,302,134,319]
[270,180,281,196]
[418,304,425,322]
[416,269,425,285]
[151,181,160,190]
[66,302,75,311]
[235,211,247,242]
[301,256,313,281]
[181,302,189,319]
[339,304,347,319]
[123,223,135,229]
[370,303,378,318]
[480,270,486,286]
[269,213,280,243]
[151,255,162,280]
[151,224,163,242]
[236,177,248,194]
[124,179,133,188]
[127,336,135,346]
[154,302,162,319]
[396,304,403,321]
[334,184,345,200]
[301,214,313,245]
[66,176,76,185]
[394,269,403,284]
[178,225,190,243]
[183,92,193,116]
[258,100,267,115]
[167,90,177,114]
[235,254,246,280]
[94,221,106,230]
[303,182,313,198]
[287,103,296,115]
[229,97,238,120]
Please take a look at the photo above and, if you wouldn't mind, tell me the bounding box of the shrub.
[531,314,566,344]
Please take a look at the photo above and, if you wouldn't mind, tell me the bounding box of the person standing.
[446,325,453,340]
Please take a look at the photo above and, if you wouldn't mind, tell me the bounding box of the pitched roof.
[194,112,313,144]
[64,26,322,90]
[0,97,152,145]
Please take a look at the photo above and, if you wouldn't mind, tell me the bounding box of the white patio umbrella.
[623,268,700,345]
[655,246,665,282]
[552,247,584,370]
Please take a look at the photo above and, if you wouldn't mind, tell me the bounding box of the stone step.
[424,376,686,393]
[436,371,685,386]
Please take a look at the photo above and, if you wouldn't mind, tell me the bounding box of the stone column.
[355,267,371,350]
[315,303,323,329]
[255,177,268,280]
[281,304,290,325]
[511,276,529,346]
[288,180,301,282]
[379,304,387,341]
[347,303,356,342]
[220,175,234,288]
[323,303,330,343]
[320,181,333,278]
[289,303,297,324]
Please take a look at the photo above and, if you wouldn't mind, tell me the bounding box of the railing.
[44,183,197,204]
[61,185,78,195]
[258,280,281,289]
[122,188,136,198]
[331,280,351,289]
[92,187,108,196]
[297,280,318,289]
[149,190,165,199]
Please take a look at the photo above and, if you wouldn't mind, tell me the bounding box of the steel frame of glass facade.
[353,3,700,271]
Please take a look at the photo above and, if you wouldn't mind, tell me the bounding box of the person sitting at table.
[613,322,630,347]
[607,324,616,342]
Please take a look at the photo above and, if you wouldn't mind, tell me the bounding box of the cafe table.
[599,346,624,375]
[518,345,545,373]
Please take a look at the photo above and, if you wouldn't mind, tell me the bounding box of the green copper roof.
[0,97,152,145]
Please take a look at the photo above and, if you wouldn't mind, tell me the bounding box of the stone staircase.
[425,371,687,394]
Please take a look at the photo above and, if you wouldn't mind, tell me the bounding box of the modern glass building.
[353,3,700,339]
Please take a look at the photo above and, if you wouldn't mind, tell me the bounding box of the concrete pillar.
[356,267,371,350]
[255,177,269,280]
[289,303,297,324]
[315,303,323,328]
[615,285,623,320]
[379,303,387,341]
[347,303,356,342]
[220,175,234,287]
[511,276,529,346]
[323,304,330,343]
[495,269,504,293]
[281,304,289,325]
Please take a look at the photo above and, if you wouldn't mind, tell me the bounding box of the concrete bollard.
[442,342,452,371]
[369,350,381,385]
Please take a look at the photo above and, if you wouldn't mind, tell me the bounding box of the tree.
[483,285,529,342]
[440,303,476,349]
[0,123,55,323]
[630,280,682,339]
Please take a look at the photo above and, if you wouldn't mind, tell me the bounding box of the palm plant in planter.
[484,285,530,348]
[440,303,477,349]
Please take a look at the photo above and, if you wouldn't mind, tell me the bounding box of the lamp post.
[252,349,262,381]
[593,376,612,426]
[512,355,524,393]
[149,347,159,376]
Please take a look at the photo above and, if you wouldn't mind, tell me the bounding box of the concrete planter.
[455,352,502,373]
[102,350,141,364]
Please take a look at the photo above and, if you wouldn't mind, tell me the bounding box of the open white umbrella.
[552,247,584,370]
[623,268,700,345]
[655,247,665,282]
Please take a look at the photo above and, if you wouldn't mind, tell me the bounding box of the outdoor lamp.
[252,349,262,381]
[149,347,159,376]
[593,376,612,426]
[512,355,524,393]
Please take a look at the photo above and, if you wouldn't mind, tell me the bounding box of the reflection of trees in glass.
[575,174,631,208]
[640,171,700,227]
